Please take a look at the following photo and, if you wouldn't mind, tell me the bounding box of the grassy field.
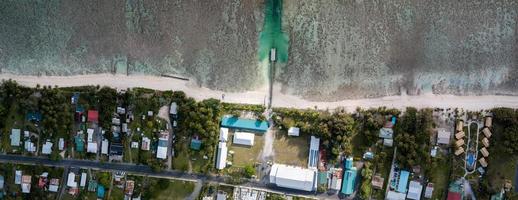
[155,180,195,200]
[228,132,264,167]
[108,186,125,200]
[273,131,309,167]
[430,154,452,200]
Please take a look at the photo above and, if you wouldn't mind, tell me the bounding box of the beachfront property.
[308,136,320,169]
[436,128,451,145]
[269,164,317,191]
[220,116,269,134]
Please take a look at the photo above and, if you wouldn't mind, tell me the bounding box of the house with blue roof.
[220,116,269,133]
[97,185,105,198]
[341,157,358,195]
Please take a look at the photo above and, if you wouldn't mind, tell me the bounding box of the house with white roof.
[59,138,65,151]
[288,127,300,136]
[42,141,53,155]
[233,132,255,146]
[215,142,228,170]
[11,129,21,147]
[219,128,229,142]
[156,137,168,159]
[101,139,109,155]
[406,181,423,200]
[67,172,77,188]
[308,136,320,169]
[269,164,317,191]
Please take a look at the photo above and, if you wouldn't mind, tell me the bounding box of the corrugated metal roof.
[397,170,410,193]
[221,116,268,133]
[269,164,316,191]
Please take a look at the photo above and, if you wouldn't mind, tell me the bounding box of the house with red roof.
[88,110,99,123]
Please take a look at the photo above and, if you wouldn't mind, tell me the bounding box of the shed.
[308,136,320,169]
[483,128,492,138]
[87,110,99,123]
[479,158,488,168]
[233,132,255,146]
[10,129,21,146]
[482,137,490,147]
[216,142,228,170]
[397,170,410,193]
[288,127,300,136]
[437,129,451,145]
[384,138,394,147]
[455,131,465,140]
[220,116,269,133]
[59,138,65,150]
[219,128,229,142]
[480,147,489,157]
[406,181,423,200]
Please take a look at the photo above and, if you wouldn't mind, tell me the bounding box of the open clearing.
[155,180,195,200]
[228,132,264,167]
[273,132,309,167]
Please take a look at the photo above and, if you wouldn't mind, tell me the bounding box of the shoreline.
[1,73,518,112]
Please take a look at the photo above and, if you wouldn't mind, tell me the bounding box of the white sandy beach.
[1,74,518,112]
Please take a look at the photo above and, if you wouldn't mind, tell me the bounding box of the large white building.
[215,142,228,170]
[437,129,451,145]
[269,164,317,191]
[308,136,320,169]
[233,132,254,146]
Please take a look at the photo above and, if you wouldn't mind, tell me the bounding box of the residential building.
[125,180,135,195]
[454,147,464,156]
[190,138,202,150]
[424,183,434,199]
[87,142,98,153]
[21,175,31,193]
[42,141,53,155]
[101,139,109,155]
[24,140,36,152]
[482,137,490,147]
[479,158,488,168]
[15,170,22,184]
[110,143,124,161]
[288,127,300,136]
[216,142,228,170]
[49,178,60,192]
[131,142,138,148]
[480,147,489,157]
[269,164,317,192]
[328,168,343,191]
[341,157,358,195]
[308,136,320,169]
[379,128,394,139]
[80,173,87,187]
[10,129,21,147]
[59,138,65,151]
[484,116,492,128]
[156,137,168,159]
[169,102,178,117]
[87,110,99,123]
[407,181,423,200]
[141,137,150,151]
[0,176,3,190]
[233,132,255,146]
[384,138,394,147]
[387,191,407,200]
[456,121,463,132]
[455,131,465,140]
[455,139,464,147]
[437,129,451,145]
[482,128,492,138]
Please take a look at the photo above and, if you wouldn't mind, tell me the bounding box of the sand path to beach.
[1,74,518,112]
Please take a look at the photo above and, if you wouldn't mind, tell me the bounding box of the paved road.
[0,154,316,198]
